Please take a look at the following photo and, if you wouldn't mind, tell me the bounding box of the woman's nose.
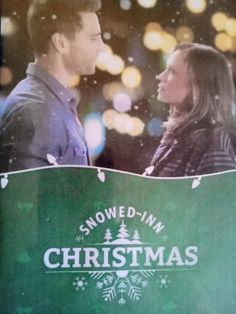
[157,70,166,81]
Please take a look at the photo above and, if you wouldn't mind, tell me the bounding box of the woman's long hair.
[163,42,236,141]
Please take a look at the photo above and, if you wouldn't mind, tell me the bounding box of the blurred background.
[1,0,236,173]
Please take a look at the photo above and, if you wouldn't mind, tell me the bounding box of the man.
[0,0,104,172]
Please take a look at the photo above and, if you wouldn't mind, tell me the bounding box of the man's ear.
[51,33,69,53]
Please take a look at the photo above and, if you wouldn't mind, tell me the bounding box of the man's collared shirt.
[0,63,89,172]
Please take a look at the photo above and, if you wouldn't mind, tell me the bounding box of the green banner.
[1,167,236,313]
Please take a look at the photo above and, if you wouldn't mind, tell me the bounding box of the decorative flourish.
[73,277,88,291]
[17,251,31,264]
[91,223,156,304]
[73,222,170,305]
[75,235,84,243]
[139,270,155,279]
[158,275,170,288]
[93,270,151,304]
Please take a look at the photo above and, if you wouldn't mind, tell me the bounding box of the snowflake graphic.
[88,222,156,305]
[91,270,153,305]
[73,277,88,291]
[157,275,170,288]
[71,221,172,305]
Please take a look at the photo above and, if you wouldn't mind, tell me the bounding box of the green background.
[0,167,236,313]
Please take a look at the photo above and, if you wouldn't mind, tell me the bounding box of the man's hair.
[27,0,101,56]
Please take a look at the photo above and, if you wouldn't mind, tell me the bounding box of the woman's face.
[157,49,191,109]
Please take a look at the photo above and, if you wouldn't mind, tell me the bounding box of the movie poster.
[1,1,236,313]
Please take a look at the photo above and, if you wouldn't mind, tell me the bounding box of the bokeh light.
[120,0,132,10]
[103,81,144,104]
[102,109,119,129]
[1,16,17,36]
[145,22,162,33]
[96,44,113,71]
[0,67,13,86]
[231,37,236,52]
[143,26,177,53]
[113,93,132,112]
[1,0,236,172]
[211,12,228,31]
[128,117,145,136]
[137,0,157,9]
[215,32,232,51]
[186,0,206,14]
[161,33,177,53]
[176,26,194,42]
[225,18,236,37]
[114,113,133,134]
[103,82,124,101]
[121,66,142,89]
[147,118,163,136]
[143,30,163,51]
[96,45,124,75]
[106,55,125,75]
[84,113,105,156]
[69,75,80,88]
[103,32,112,40]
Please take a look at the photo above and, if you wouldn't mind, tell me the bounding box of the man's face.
[63,12,104,75]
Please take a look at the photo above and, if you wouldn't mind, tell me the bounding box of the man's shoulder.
[1,77,54,119]
[7,75,48,102]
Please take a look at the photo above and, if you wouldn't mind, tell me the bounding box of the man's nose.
[98,37,106,54]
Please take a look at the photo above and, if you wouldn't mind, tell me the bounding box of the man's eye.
[91,35,101,41]
[168,68,175,74]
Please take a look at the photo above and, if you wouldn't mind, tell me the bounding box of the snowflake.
[161,234,168,242]
[103,32,111,40]
[158,275,170,288]
[91,270,154,305]
[75,235,84,242]
[73,277,88,291]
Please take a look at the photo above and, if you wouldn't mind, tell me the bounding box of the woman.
[149,42,236,177]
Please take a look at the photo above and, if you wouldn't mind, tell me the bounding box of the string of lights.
[1,0,236,172]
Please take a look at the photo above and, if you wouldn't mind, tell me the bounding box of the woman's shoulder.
[187,123,212,147]
[211,124,234,152]
[190,123,235,153]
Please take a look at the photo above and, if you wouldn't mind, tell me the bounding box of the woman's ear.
[51,33,69,53]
